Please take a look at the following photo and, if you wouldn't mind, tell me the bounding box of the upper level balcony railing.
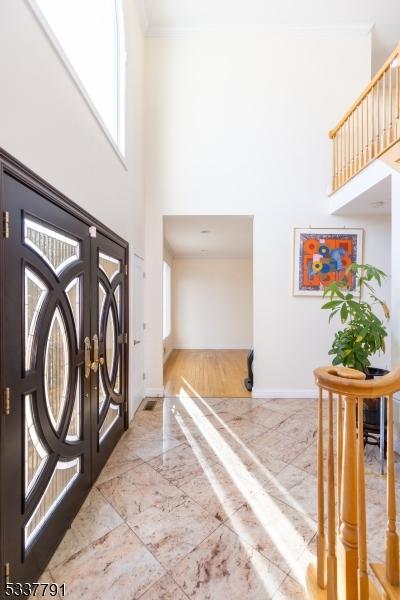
[330,43,400,193]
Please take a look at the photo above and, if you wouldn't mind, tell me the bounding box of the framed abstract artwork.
[292,228,364,296]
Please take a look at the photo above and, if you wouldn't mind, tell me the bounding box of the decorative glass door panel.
[1,160,128,588]
[91,235,126,479]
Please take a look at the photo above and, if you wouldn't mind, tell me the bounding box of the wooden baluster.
[386,393,399,586]
[317,387,326,589]
[346,118,350,182]
[343,121,347,183]
[327,391,337,598]
[336,135,339,190]
[337,394,343,530]
[339,127,344,185]
[383,69,387,148]
[396,52,400,137]
[365,95,370,163]
[360,96,368,169]
[371,83,375,159]
[350,107,358,175]
[376,80,381,155]
[357,398,369,599]
[333,136,337,192]
[388,62,393,144]
[337,395,358,600]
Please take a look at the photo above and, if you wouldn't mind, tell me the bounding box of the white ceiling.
[164,215,253,259]
[138,0,400,71]
[331,175,392,216]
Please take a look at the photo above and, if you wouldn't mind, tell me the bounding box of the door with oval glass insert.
[0,156,129,588]
[91,233,127,480]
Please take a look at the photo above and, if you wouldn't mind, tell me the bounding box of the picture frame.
[292,227,364,297]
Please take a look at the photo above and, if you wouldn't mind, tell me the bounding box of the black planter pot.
[363,367,389,448]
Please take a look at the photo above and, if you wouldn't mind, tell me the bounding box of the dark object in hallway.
[244,350,254,391]
[363,367,388,451]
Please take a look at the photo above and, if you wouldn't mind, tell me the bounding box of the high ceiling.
[164,216,253,259]
[139,0,400,72]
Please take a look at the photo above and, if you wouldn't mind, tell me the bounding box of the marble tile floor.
[45,395,397,599]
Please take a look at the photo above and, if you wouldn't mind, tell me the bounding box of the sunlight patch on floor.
[177,386,312,587]
[182,376,315,530]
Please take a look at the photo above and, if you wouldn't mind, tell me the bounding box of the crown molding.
[146,22,374,39]
[171,254,253,260]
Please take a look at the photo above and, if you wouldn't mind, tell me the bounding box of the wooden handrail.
[329,43,400,192]
[329,43,400,138]
[314,366,400,398]
[306,365,400,600]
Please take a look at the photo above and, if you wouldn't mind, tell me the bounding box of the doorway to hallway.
[164,349,251,398]
[162,215,253,399]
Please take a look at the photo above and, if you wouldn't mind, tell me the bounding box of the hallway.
[163,349,251,398]
[44,395,391,599]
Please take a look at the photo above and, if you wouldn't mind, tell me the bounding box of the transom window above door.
[29,0,126,156]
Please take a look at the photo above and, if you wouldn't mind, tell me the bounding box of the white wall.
[0,0,145,411]
[392,175,400,368]
[144,29,392,396]
[172,258,253,350]
[163,244,174,361]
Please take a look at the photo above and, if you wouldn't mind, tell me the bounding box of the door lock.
[91,334,104,372]
[84,337,92,379]
[134,339,141,346]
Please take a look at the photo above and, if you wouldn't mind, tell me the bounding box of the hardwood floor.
[163,349,251,398]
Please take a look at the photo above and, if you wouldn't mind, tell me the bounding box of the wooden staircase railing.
[329,43,400,193]
[306,365,400,599]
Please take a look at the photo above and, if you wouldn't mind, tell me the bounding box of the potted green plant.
[322,263,390,441]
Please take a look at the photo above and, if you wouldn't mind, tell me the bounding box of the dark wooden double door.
[0,154,129,587]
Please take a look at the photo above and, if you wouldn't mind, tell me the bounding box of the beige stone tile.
[272,575,308,599]
[225,491,316,574]
[129,497,221,570]
[50,524,165,600]
[48,488,123,569]
[126,414,187,443]
[138,575,188,600]
[176,410,238,440]
[212,415,269,444]
[271,410,318,445]
[224,434,288,483]
[262,399,316,414]
[98,462,186,521]
[211,397,267,416]
[95,440,143,486]
[243,406,293,430]
[149,443,219,487]
[180,462,247,522]
[263,465,318,523]
[156,396,225,418]
[248,429,311,466]
[291,440,337,478]
[122,433,185,461]
[171,525,287,600]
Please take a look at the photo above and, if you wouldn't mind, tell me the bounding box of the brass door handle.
[91,334,104,372]
[84,337,92,379]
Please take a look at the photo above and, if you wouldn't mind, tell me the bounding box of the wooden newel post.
[317,388,326,589]
[337,395,359,600]
[386,393,399,586]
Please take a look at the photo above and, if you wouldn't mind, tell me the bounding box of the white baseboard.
[173,344,251,350]
[145,387,164,398]
[252,388,318,399]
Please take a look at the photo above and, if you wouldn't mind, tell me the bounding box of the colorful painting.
[293,228,364,296]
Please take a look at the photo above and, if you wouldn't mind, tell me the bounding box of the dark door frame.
[0,148,130,588]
